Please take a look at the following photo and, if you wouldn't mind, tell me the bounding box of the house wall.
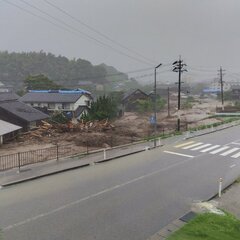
[73,95,91,110]
[2,130,21,144]
[28,95,91,112]
[0,108,29,131]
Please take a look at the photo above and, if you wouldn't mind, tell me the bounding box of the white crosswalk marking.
[175,141,195,148]
[200,145,220,153]
[210,146,230,154]
[220,148,240,156]
[182,142,203,149]
[231,152,240,159]
[191,144,212,151]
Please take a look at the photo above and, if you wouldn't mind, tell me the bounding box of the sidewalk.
[0,141,150,187]
[0,134,183,187]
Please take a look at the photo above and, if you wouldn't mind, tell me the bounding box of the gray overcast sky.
[1,0,240,83]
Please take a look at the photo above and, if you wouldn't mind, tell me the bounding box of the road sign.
[150,116,156,125]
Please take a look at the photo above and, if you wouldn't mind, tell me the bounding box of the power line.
[187,66,217,73]
[4,0,154,66]
[69,68,171,82]
[3,0,80,36]
[43,0,157,65]
[68,66,153,81]
[19,0,154,66]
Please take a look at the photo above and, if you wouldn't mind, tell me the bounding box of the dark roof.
[122,89,148,102]
[0,101,49,122]
[20,92,84,103]
[0,92,19,102]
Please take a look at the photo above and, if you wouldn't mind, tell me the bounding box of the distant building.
[0,83,14,93]
[210,79,231,92]
[20,89,92,119]
[122,89,149,112]
[232,85,240,100]
[149,84,191,99]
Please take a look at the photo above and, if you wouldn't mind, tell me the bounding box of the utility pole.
[167,87,170,117]
[154,63,162,148]
[218,66,225,111]
[172,56,187,132]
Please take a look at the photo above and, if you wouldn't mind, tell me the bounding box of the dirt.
[0,98,225,156]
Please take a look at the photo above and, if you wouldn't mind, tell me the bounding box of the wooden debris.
[21,119,115,140]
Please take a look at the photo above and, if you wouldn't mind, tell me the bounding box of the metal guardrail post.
[18,152,21,172]
[56,144,59,161]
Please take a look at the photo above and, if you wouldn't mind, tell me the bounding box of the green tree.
[82,95,118,121]
[24,74,61,90]
[136,97,166,113]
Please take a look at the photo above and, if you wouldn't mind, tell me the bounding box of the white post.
[103,149,106,160]
[158,138,161,146]
[218,178,223,198]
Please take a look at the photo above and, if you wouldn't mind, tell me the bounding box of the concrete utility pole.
[154,63,162,148]
[218,66,225,111]
[172,56,187,132]
[167,87,170,117]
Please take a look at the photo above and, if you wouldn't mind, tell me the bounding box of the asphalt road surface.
[1,126,240,240]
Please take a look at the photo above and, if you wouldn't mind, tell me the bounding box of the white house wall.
[27,94,91,112]
[73,95,91,110]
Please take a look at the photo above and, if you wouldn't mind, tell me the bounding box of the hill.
[0,51,140,92]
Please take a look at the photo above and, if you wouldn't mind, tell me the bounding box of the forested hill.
[0,51,140,91]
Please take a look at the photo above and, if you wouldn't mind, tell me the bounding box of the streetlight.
[154,63,162,147]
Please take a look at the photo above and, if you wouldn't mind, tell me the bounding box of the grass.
[167,213,240,240]
[235,177,240,184]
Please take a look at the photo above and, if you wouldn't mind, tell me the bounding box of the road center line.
[230,164,237,168]
[163,151,194,158]
[2,156,194,232]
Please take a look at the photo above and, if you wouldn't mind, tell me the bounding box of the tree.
[82,95,118,121]
[24,74,61,90]
[136,97,166,113]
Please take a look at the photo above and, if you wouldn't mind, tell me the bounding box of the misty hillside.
[0,51,140,92]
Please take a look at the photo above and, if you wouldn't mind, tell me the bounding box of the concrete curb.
[0,145,162,188]
[94,149,146,164]
[1,163,91,187]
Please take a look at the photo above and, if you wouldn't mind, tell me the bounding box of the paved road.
[1,126,240,240]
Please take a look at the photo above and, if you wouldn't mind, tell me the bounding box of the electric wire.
[43,0,157,65]
[4,0,154,66]
[18,0,154,66]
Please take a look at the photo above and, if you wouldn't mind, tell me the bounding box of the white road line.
[230,164,237,168]
[191,144,212,151]
[231,142,240,145]
[175,141,195,148]
[220,148,240,156]
[182,142,203,149]
[210,146,230,154]
[200,145,220,153]
[231,152,240,159]
[2,157,194,232]
[163,151,194,158]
